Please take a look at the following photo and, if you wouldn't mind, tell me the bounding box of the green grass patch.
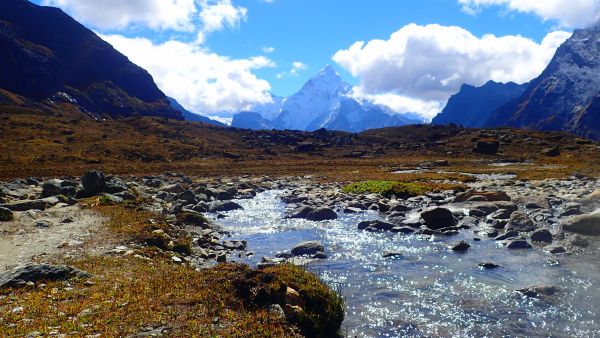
[343,180,432,198]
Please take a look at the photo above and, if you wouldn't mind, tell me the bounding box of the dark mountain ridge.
[0,0,181,120]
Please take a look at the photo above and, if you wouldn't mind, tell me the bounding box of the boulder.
[0,206,13,222]
[216,191,235,201]
[81,170,106,196]
[450,240,471,252]
[478,262,500,269]
[285,206,314,219]
[357,220,396,232]
[561,210,600,236]
[506,238,532,249]
[505,212,538,232]
[105,178,128,194]
[41,180,62,198]
[161,184,185,194]
[473,139,499,155]
[209,201,243,213]
[494,230,519,241]
[421,208,456,230]
[306,207,337,221]
[0,264,91,288]
[530,229,553,243]
[291,241,324,256]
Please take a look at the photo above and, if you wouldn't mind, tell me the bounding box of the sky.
[35,0,600,121]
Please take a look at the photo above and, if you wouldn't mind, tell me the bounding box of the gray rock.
[81,170,106,196]
[41,180,62,198]
[0,206,13,222]
[451,240,470,252]
[216,191,234,200]
[209,201,243,212]
[530,229,553,243]
[285,206,314,219]
[561,210,600,236]
[312,252,328,259]
[177,190,197,204]
[35,220,52,228]
[505,212,538,232]
[291,241,325,256]
[0,264,91,288]
[382,251,403,258]
[545,244,566,254]
[358,220,396,232]
[421,207,456,230]
[506,238,532,249]
[105,178,128,194]
[161,184,185,194]
[570,235,590,247]
[0,199,48,211]
[306,207,337,221]
[494,230,520,241]
[478,262,500,269]
[517,285,561,299]
[391,226,415,234]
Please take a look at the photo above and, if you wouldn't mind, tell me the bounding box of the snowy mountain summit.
[232,65,419,132]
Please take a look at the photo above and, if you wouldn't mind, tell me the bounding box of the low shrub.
[343,180,431,198]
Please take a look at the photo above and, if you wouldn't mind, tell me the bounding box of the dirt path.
[0,205,106,271]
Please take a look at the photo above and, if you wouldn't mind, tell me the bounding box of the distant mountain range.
[434,24,600,140]
[231,65,421,132]
[0,0,181,120]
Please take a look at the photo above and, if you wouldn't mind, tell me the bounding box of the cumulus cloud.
[277,62,309,79]
[100,34,275,115]
[43,0,198,31]
[459,0,600,28]
[333,23,571,120]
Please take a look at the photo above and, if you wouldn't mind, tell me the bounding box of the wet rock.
[382,251,403,258]
[209,201,243,212]
[312,252,328,259]
[216,191,235,201]
[306,207,337,221]
[216,253,227,263]
[517,285,561,299]
[561,210,600,236]
[358,220,396,232]
[391,226,415,234]
[222,240,247,250]
[177,190,197,204]
[570,235,590,247]
[81,170,106,196]
[506,238,532,249]
[530,229,553,243]
[0,206,13,222]
[494,230,519,241]
[285,206,314,219]
[0,199,47,211]
[0,264,91,288]
[505,212,538,232]
[545,244,566,254]
[421,207,456,230]
[478,262,500,269]
[451,240,470,252]
[291,241,324,256]
[347,202,367,210]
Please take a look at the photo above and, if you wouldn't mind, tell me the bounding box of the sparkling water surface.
[212,190,600,338]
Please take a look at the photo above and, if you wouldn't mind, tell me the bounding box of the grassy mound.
[343,180,432,198]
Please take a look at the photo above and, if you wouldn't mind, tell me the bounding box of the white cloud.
[43,0,198,31]
[353,89,443,121]
[199,0,247,33]
[262,46,276,53]
[459,0,600,28]
[333,23,571,120]
[277,62,309,79]
[100,34,275,115]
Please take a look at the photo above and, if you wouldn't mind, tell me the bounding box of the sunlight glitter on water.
[212,190,600,337]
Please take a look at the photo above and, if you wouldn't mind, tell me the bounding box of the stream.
[211,190,600,337]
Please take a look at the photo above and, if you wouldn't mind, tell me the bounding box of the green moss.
[98,195,113,205]
[343,180,431,198]
[264,265,345,338]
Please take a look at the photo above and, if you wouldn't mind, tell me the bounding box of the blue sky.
[35,0,599,120]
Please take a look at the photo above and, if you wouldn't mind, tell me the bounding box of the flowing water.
[212,190,600,338]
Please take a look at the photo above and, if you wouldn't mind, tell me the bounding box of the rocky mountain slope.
[0,0,181,120]
[168,97,225,127]
[432,81,527,127]
[232,66,419,132]
[486,25,600,140]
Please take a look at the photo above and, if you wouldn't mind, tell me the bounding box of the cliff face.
[487,26,600,139]
[0,0,182,119]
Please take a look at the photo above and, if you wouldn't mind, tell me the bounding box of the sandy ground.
[0,204,106,271]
